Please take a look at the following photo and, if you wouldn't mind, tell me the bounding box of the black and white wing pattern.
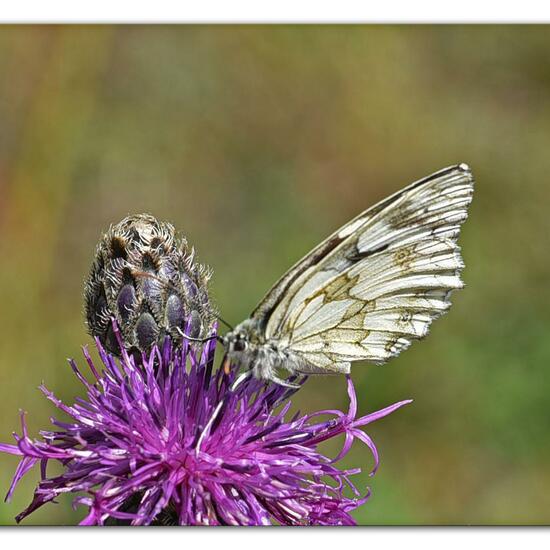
[252,164,474,375]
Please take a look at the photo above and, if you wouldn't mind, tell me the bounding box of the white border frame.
[1,1,550,23]
[0,5,548,547]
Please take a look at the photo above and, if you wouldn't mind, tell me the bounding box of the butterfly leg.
[268,374,301,389]
[251,352,301,388]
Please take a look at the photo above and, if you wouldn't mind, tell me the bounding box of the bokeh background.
[0,25,549,525]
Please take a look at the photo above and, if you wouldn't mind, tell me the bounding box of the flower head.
[1,321,410,526]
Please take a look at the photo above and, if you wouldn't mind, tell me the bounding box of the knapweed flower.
[0,321,410,526]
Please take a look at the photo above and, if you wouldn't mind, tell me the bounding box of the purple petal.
[352,399,413,428]
[0,320,411,525]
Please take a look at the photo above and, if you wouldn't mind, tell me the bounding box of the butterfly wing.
[252,164,474,374]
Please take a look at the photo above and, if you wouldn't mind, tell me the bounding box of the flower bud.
[84,213,215,355]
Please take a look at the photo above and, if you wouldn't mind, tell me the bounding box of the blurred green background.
[0,24,549,525]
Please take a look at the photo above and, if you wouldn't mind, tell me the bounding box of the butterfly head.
[223,330,249,354]
[222,319,266,368]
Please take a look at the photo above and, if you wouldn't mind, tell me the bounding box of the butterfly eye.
[233,337,247,352]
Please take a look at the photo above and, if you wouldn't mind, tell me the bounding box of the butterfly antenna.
[215,315,234,332]
[176,327,224,345]
[132,271,234,335]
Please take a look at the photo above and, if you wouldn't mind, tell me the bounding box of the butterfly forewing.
[253,164,474,375]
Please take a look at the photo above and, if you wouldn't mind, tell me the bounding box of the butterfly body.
[223,318,319,385]
[223,164,474,384]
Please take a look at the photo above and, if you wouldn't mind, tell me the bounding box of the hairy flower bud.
[84,213,215,355]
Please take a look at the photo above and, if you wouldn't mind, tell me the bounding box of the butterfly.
[221,164,474,386]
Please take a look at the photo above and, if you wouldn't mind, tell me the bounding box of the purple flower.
[0,321,411,526]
